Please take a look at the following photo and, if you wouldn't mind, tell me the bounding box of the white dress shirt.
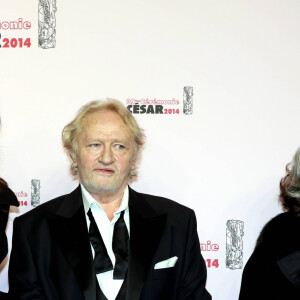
[81,184,130,300]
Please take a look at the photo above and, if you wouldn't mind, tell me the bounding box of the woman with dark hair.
[0,178,19,299]
[239,148,300,300]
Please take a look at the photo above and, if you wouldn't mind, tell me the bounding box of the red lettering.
[2,22,9,30]
[200,240,220,251]
[212,244,219,251]
[0,18,31,30]
[23,21,31,29]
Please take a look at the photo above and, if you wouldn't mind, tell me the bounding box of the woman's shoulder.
[256,212,300,255]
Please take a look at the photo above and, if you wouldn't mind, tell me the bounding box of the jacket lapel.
[48,186,96,300]
[126,187,166,300]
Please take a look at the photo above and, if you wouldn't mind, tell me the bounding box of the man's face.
[73,110,136,197]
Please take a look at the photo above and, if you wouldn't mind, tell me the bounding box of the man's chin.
[86,183,119,194]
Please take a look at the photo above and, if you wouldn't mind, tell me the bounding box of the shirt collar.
[81,184,129,216]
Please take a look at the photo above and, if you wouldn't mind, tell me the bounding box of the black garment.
[87,208,113,274]
[9,186,211,300]
[239,212,300,300]
[87,209,129,279]
[112,210,129,280]
[88,208,128,298]
[0,184,19,298]
[0,209,9,263]
[0,186,19,263]
[0,291,11,300]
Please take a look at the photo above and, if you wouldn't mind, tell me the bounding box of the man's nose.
[99,146,114,164]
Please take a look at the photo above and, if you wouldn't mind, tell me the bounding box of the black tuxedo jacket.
[9,186,211,300]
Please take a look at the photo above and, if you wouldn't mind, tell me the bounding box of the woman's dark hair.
[0,177,8,192]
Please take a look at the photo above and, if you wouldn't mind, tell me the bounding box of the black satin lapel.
[126,189,166,300]
[49,187,96,300]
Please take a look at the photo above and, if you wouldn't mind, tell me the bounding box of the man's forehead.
[79,110,134,139]
[83,109,113,122]
[81,111,116,127]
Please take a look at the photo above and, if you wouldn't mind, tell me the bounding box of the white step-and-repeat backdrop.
[1,1,300,299]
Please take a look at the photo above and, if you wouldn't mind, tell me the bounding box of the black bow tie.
[87,208,129,279]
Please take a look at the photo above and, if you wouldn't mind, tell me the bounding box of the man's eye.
[89,144,100,148]
[115,144,125,150]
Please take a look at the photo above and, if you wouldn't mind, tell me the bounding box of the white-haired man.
[9,99,211,300]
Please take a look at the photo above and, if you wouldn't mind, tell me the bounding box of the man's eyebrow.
[111,139,130,144]
[85,137,131,144]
